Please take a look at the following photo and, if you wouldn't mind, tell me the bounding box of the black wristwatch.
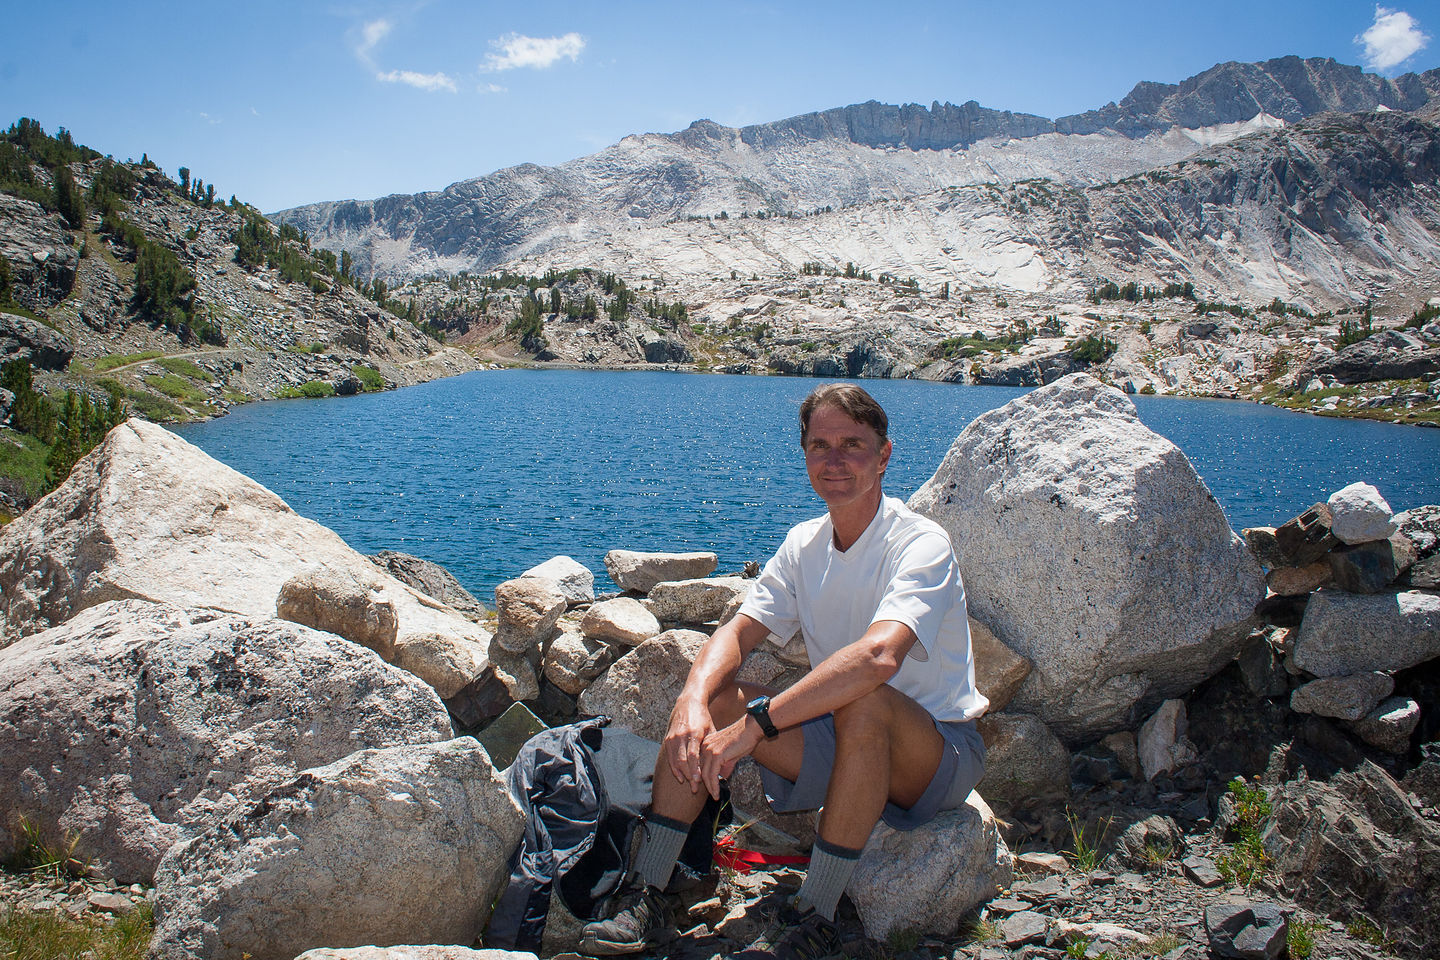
[746,695,780,739]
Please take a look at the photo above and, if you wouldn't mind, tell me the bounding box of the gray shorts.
[757,712,985,831]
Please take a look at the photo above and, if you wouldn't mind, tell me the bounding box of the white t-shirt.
[738,495,989,722]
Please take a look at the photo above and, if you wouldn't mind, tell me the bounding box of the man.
[581,383,987,960]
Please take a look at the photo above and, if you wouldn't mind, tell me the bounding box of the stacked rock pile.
[1243,482,1439,753]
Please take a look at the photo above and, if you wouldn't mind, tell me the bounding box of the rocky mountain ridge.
[274,56,1440,286]
[385,111,1440,425]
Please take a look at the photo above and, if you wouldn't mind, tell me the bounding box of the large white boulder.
[0,600,453,883]
[848,792,1012,940]
[0,419,491,697]
[909,375,1264,740]
[150,739,523,960]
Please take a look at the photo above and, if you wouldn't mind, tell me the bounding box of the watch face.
[747,696,768,712]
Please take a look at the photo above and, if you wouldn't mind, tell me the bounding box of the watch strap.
[747,696,780,739]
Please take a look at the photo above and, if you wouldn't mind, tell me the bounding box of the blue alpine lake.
[174,370,1440,601]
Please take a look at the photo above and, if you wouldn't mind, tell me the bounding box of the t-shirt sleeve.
[871,530,962,662]
[737,536,802,642]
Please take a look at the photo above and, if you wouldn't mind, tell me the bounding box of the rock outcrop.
[909,374,1265,740]
[150,739,523,960]
[1264,761,1440,956]
[0,419,492,697]
[0,310,74,370]
[277,57,1440,293]
[0,599,453,883]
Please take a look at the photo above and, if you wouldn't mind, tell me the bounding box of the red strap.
[712,834,810,874]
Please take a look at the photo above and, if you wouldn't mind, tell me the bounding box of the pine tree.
[54,166,85,228]
[178,167,190,195]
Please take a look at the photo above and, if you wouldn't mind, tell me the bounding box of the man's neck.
[829,493,884,552]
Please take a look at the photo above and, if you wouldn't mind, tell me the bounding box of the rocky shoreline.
[1,374,1437,960]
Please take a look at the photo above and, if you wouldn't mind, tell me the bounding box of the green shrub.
[1337,311,1373,347]
[95,378,182,422]
[0,427,51,500]
[1069,333,1118,364]
[276,380,336,399]
[351,365,385,392]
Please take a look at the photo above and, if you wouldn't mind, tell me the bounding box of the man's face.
[802,404,892,513]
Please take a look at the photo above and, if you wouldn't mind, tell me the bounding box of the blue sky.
[2,1,1436,213]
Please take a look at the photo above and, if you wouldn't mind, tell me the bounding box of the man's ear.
[879,438,893,474]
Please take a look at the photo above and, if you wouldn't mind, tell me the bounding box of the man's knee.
[831,687,895,743]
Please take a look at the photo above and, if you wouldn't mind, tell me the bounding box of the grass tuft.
[1286,915,1322,959]
[76,351,166,374]
[144,374,209,405]
[155,357,214,381]
[1063,808,1112,872]
[0,900,153,960]
[1217,777,1272,888]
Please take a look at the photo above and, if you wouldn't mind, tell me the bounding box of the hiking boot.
[727,899,843,960]
[579,881,677,956]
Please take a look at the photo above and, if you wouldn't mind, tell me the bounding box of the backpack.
[486,716,729,952]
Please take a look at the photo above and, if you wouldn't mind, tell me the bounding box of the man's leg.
[794,684,944,921]
[635,681,806,890]
[581,683,805,956]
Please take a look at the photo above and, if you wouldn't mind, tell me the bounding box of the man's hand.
[701,716,763,800]
[663,697,716,795]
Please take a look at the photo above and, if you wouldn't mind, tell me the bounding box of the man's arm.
[664,612,772,792]
[700,619,918,796]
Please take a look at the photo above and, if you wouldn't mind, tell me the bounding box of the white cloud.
[1355,6,1430,71]
[198,111,221,125]
[356,18,392,66]
[479,82,507,94]
[376,69,458,93]
[482,32,585,72]
[250,106,260,116]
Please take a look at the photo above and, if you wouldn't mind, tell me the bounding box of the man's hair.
[798,383,888,446]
